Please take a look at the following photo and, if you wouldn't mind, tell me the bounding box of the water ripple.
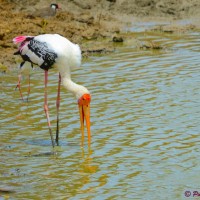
[1,31,200,199]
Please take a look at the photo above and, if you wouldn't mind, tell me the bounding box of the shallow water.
[1,29,200,199]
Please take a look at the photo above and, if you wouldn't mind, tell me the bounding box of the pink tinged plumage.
[13,36,27,44]
[13,35,33,44]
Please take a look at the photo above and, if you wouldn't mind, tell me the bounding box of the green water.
[1,28,200,199]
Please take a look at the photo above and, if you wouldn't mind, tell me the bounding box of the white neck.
[61,72,89,100]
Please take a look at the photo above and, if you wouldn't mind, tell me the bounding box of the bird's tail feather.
[13,36,31,44]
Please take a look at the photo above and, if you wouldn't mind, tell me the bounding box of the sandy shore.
[0,0,200,70]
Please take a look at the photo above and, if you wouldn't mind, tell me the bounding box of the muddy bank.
[0,0,200,70]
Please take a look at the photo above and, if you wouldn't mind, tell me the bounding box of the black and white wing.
[18,37,58,70]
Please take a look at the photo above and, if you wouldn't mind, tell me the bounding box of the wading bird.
[13,34,91,147]
[31,3,61,18]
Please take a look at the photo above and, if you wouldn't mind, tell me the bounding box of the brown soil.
[1,0,200,70]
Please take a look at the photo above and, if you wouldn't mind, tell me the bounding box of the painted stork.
[13,34,91,147]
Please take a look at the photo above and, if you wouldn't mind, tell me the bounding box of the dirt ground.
[1,0,200,69]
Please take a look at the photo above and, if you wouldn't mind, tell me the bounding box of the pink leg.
[15,74,24,101]
[44,70,55,147]
[56,73,61,145]
[27,74,31,102]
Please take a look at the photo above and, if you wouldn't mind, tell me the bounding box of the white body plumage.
[14,34,89,99]
[34,34,82,69]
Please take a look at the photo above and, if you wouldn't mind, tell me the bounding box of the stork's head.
[60,74,91,146]
[77,91,91,146]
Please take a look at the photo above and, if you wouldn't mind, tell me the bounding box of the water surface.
[1,29,200,199]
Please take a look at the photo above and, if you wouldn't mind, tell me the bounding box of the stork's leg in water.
[27,64,33,102]
[56,73,61,145]
[44,70,55,147]
[15,74,24,101]
[15,61,26,101]
[26,74,31,102]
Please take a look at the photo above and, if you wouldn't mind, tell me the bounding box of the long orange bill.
[79,104,91,146]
